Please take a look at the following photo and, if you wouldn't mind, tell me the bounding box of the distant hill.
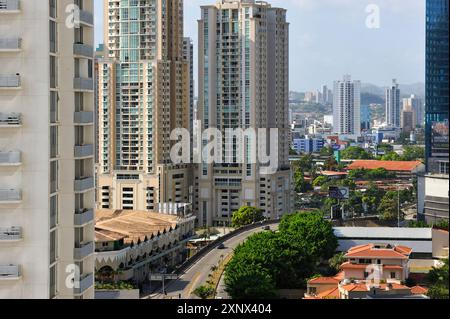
[361,82,425,100]
[361,93,384,105]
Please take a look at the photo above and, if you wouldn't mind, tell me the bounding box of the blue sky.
[94,0,425,92]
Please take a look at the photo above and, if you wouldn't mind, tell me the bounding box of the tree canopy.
[341,146,373,160]
[225,212,338,299]
[231,206,264,228]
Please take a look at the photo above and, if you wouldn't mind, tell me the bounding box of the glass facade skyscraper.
[425,0,449,174]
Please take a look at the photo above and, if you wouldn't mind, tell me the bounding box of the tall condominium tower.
[403,94,424,128]
[97,0,192,211]
[0,0,95,298]
[197,0,293,226]
[425,0,449,174]
[385,79,401,128]
[333,75,361,137]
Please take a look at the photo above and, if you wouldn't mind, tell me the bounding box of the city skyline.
[93,0,426,92]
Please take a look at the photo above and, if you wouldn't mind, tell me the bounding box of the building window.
[439,161,449,175]
[50,20,57,53]
[390,272,396,279]
[50,55,57,88]
[49,265,57,299]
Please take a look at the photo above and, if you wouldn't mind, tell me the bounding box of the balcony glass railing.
[74,144,94,158]
[74,241,94,260]
[0,151,21,165]
[0,38,21,50]
[79,10,94,26]
[0,75,21,88]
[74,209,94,226]
[74,78,93,91]
[74,111,94,124]
[73,43,93,58]
[74,177,94,192]
[0,226,22,241]
[0,0,20,11]
[0,189,21,202]
[0,265,21,279]
[74,273,94,294]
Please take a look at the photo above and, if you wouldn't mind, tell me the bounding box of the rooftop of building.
[320,171,349,177]
[333,227,432,240]
[344,243,412,259]
[347,160,424,172]
[95,209,181,244]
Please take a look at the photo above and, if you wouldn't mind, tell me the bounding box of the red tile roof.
[411,286,429,295]
[341,283,409,293]
[344,244,411,259]
[347,160,423,172]
[308,272,344,284]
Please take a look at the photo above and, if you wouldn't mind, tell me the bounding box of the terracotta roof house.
[346,160,425,179]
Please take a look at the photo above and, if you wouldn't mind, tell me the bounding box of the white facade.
[0,0,95,298]
[333,75,361,137]
[196,0,293,226]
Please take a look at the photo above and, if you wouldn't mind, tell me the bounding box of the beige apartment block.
[97,0,193,211]
[0,0,95,298]
[196,0,293,226]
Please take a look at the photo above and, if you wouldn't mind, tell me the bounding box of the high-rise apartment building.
[0,0,95,298]
[332,75,361,137]
[97,0,193,211]
[183,37,194,162]
[425,0,449,174]
[197,0,293,226]
[417,0,449,224]
[385,79,401,128]
[403,94,423,128]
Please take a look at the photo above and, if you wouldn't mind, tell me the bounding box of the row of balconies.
[0,74,93,91]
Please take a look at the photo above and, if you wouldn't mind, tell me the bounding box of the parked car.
[217,243,226,249]
[262,225,271,231]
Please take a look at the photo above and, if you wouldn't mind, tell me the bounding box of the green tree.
[341,146,372,160]
[381,151,402,161]
[378,192,403,221]
[313,176,328,187]
[427,259,449,299]
[401,146,425,161]
[320,146,334,156]
[279,212,338,261]
[328,253,346,274]
[231,206,264,228]
[193,285,215,299]
[294,170,312,193]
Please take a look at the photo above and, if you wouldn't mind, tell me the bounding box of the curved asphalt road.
[147,223,279,299]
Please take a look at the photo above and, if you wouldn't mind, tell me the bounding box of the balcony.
[0,75,21,89]
[0,0,20,13]
[74,177,94,193]
[0,151,21,166]
[74,209,94,227]
[0,189,22,204]
[74,111,94,125]
[0,226,22,241]
[74,241,94,260]
[79,10,94,26]
[74,272,94,295]
[0,38,22,52]
[74,144,94,158]
[73,43,93,58]
[0,264,21,280]
[0,113,21,127]
[74,77,93,91]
